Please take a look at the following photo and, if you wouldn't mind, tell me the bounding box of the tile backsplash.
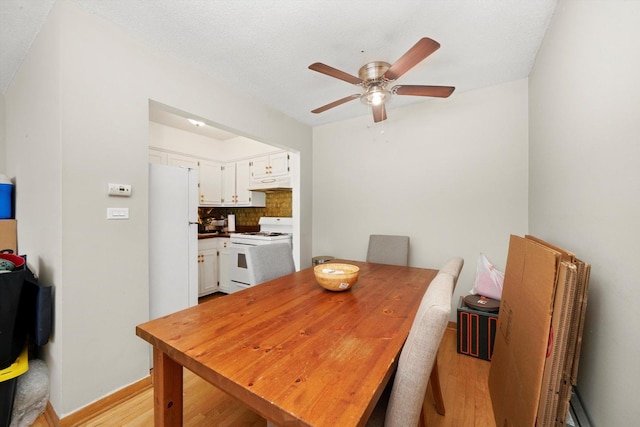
[199,190,292,227]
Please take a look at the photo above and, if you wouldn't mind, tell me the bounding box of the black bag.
[0,270,27,369]
[21,269,52,346]
[0,261,52,369]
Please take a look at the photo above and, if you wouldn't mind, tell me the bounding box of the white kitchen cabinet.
[168,154,201,196]
[149,148,287,207]
[222,162,236,205]
[217,239,231,294]
[149,148,168,164]
[251,151,290,179]
[199,159,223,205]
[222,160,266,207]
[150,150,224,206]
[198,238,218,297]
[198,238,231,297]
[168,153,200,170]
[235,159,253,204]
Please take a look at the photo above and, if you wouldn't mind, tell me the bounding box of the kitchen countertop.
[198,225,260,239]
[198,232,232,239]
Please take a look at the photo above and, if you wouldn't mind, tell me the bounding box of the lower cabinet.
[198,237,230,297]
[218,241,232,294]
[198,239,218,296]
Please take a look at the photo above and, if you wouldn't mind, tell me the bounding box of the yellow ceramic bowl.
[313,263,360,291]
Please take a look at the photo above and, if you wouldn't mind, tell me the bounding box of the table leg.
[153,347,183,426]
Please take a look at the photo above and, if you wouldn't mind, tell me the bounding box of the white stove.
[230,217,293,246]
[228,217,293,293]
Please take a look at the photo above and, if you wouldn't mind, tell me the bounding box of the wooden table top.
[136,260,437,427]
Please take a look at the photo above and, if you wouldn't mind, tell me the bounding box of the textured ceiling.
[1,0,557,127]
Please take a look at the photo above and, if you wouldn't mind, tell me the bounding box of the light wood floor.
[32,326,495,426]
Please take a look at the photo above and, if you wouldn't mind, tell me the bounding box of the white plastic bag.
[471,253,504,300]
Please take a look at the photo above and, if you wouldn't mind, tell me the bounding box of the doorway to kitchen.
[147,100,301,311]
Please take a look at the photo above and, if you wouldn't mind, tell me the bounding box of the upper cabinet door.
[268,152,289,177]
[199,160,223,206]
[222,162,236,205]
[235,159,253,205]
[221,161,265,207]
[251,152,289,179]
[251,155,270,180]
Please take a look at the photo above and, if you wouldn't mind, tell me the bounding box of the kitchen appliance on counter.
[227,217,293,293]
[200,217,225,233]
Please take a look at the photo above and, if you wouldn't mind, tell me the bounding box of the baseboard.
[57,376,151,427]
[43,401,59,426]
[447,320,457,331]
[569,390,592,427]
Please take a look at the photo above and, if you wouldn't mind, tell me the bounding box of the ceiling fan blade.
[384,38,441,81]
[309,63,363,85]
[372,103,387,123]
[392,85,455,98]
[311,94,360,114]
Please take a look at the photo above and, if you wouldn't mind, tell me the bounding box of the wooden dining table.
[136,260,438,427]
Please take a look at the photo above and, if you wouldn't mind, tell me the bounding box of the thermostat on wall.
[108,183,132,197]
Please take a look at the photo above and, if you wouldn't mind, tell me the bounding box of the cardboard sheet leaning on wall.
[488,235,590,427]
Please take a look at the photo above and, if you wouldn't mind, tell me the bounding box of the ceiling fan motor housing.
[359,61,391,106]
[358,61,391,81]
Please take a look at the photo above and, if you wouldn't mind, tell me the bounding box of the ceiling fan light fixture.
[361,85,390,106]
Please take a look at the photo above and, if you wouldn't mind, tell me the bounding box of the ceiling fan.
[309,37,455,123]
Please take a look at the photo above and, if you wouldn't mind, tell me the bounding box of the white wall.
[222,136,280,160]
[529,1,640,424]
[149,121,228,158]
[5,4,64,407]
[313,79,529,318]
[0,93,5,171]
[149,121,278,161]
[5,0,312,417]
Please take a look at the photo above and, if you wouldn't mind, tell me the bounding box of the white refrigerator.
[149,163,199,320]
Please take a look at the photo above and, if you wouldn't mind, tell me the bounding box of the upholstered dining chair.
[366,234,410,266]
[245,242,296,285]
[424,256,464,419]
[366,270,454,427]
[438,256,464,291]
[367,273,453,427]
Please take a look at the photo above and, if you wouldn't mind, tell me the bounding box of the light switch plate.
[107,208,129,219]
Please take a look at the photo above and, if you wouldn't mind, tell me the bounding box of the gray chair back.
[366,234,410,266]
[367,271,453,427]
[246,242,296,285]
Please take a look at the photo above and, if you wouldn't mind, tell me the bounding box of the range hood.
[248,174,292,192]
